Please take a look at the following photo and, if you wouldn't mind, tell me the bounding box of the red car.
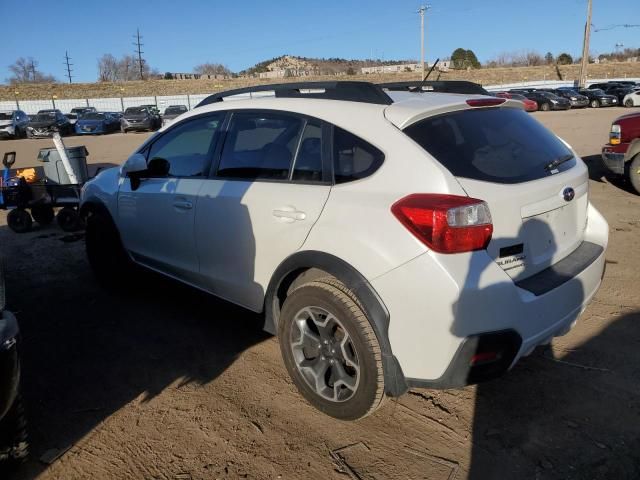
[493,91,538,112]
[602,111,640,194]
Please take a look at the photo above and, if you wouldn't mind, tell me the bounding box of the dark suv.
[577,88,618,108]
[510,89,571,111]
[121,107,161,133]
[543,88,589,108]
[590,83,635,104]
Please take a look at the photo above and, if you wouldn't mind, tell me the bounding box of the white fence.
[1,77,639,114]
[0,94,211,115]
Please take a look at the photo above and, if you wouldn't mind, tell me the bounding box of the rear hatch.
[402,104,588,281]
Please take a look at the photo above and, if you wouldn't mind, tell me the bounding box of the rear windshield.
[125,107,147,115]
[82,113,105,120]
[165,107,186,115]
[404,108,575,184]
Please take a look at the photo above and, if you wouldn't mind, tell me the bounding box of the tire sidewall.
[591,99,600,108]
[628,155,640,195]
[278,283,381,420]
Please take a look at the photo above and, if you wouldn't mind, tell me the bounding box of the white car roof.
[169,91,522,137]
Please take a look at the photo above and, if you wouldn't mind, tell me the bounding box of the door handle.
[273,208,306,221]
[173,200,193,210]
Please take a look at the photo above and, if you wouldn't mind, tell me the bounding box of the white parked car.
[623,89,640,108]
[80,81,609,420]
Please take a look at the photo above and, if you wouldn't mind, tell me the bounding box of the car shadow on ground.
[581,154,636,194]
[0,225,269,479]
[466,307,640,479]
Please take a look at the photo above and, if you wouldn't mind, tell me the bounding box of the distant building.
[360,61,450,74]
[170,73,230,80]
[258,68,321,79]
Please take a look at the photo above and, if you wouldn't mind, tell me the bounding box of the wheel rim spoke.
[290,305,360,403]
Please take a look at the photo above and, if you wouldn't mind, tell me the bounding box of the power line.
[133,28,145,80]
[593,23,640,32]
[64,51,73,84]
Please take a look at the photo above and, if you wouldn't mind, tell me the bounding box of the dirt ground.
[0,107,639,480]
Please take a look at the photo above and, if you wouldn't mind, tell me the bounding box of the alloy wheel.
[290,306,360,402]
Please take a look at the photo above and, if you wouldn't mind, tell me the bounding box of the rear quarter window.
[333,127,384,184]
[403,107,575,184]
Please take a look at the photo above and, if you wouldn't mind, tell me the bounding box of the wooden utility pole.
[418,5,431,80]
[578,0,593,87]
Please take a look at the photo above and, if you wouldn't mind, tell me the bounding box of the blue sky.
[1,0,638,83]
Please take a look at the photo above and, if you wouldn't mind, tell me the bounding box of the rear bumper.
[372,202,609,387]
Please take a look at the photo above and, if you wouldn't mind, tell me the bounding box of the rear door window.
[403,107,574,184]
[217,111,304,180]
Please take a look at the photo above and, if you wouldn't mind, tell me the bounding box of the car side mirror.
[147,157,170,177]
[2,152,16,168]
[121,153,147,177]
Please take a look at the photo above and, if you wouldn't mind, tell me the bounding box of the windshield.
[165,107,186,115]
[124,107,148,115]
[589,89,605,95]
[81,113,106,121]
[403,107,574,184]
[31,114,56,122]
[540,92,559,99]
[0,112,12,120]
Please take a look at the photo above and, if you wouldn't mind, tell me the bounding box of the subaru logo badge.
[563,187,575,202]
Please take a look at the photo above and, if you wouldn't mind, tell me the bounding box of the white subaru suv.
[80,81,609,420]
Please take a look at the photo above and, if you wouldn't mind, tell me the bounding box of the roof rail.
[378,80,490,96]
[195,81,393,108]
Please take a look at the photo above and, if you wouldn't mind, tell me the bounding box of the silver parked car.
[0,111,30,139]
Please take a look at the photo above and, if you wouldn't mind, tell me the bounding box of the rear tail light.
[391,194,493,253]
[610,124,621,145]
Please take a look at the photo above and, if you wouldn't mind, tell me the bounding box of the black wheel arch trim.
[264,250,409,397]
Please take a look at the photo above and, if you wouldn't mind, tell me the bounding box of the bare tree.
[7,57,56,84]
[96,54,153,82]
[97,54,119,82]
[193,62,232,76]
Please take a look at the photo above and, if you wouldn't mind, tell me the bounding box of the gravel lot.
[1,107,639,480]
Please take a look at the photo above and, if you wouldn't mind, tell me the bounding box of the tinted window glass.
[404,108,574,184]
[333,127,384,184]
[147,114,222,177]
[217,112,303,180]
[292,122,323,182]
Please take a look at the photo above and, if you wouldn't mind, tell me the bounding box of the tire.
[540,102,551,112]
[627,154,640,195]
[85,209,135,287]
[7,209,32,234]
[0,392,29,465]
[590,99,600,108]
[278,278,385,420]
[30,205,54,225]
[625,99,634,108]
[56,207,82,232]
[121,126,127,134]
[25,131,33,139]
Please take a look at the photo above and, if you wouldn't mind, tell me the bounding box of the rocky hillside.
[2,62,639,101]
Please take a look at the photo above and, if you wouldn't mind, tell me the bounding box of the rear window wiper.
[545,154,574,172]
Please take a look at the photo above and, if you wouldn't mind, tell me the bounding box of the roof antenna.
[412,58,440,92]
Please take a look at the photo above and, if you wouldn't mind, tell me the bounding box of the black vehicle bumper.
[552,103,572,110]
[0,310,19,422]
[123,121,153,131]
[570,99,589,108]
